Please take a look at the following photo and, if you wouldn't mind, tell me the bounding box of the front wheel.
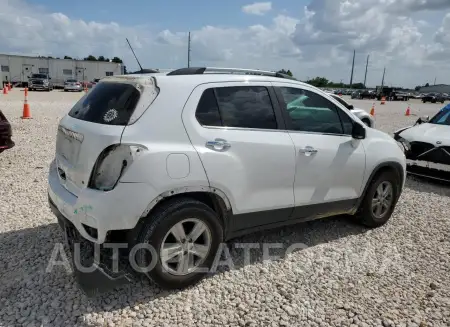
[355,170,400,228]
[132,198,224,290]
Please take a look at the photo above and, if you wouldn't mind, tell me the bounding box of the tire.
[361,118,371,127]
[131,197,224,290]
[354,170,400,228]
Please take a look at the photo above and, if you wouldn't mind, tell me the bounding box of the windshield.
[429,105,450,126]
[66,79,77,83]
[31,74,47,79]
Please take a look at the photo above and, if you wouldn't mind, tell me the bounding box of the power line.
[349,49,355,88]
[364,54,369,87]
[187,32,191,68]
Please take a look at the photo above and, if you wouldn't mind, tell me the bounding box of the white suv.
[48,67,406,291]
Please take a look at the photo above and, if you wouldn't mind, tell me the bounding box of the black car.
[422,93,445,104]
[0,110,14,153]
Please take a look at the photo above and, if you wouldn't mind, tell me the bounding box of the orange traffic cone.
[7,82,11,91]
[380,96,386,105]
[21,88,32,119]
[3,86,8,95]
[405,104,411,116]
[370,103,375,116]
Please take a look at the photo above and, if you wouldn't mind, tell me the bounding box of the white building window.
[1,65,9,72]
[39,68,49,74]
[105,72,114,76]
[63,69,73,75]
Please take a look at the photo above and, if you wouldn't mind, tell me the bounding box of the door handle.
[299,146,318,156]
[206,138,231,151]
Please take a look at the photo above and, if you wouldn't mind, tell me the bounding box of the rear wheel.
[355,170,400,228]
[132,198,224,290]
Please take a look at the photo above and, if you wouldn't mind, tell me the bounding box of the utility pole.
[434,76,437,85]
[187,32,191,68]
[381,67,386,89]
[349,50,355,88]
[364,54,369,87]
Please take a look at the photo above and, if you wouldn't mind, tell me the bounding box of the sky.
[1,0,450,88]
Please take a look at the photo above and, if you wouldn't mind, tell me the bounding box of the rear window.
[68,82,141,125]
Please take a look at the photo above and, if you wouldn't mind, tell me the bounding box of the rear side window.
[195,89,222,126]
[196,86,277,130]
[68,82,140,125]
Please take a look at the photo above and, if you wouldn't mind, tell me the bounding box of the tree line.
[37,55,124,63]
[276,70,366,89]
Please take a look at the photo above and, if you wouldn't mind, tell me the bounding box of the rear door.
[55,81,141,196]
[182,82,296,232]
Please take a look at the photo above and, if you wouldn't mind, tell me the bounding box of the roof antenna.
[126,38,144,73]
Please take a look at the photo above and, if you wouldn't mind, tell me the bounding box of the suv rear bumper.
[48,196,133,295]
[48,160,157,244]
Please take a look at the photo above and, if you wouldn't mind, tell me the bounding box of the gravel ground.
[1,89,449,327]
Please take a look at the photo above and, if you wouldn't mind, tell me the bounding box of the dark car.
[422,93,445,104]
[0,110,14,153]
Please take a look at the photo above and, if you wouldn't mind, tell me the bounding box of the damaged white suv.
[48,67,406,291]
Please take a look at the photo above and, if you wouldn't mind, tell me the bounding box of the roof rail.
[166,67,296,80]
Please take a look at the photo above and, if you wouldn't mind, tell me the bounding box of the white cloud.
[242,2,272,16]
[0,0,450,87]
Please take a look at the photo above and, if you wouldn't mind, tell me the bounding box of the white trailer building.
[0,54,124,88]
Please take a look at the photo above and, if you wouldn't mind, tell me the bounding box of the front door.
[182,82,296,232]
[272,83,366,219]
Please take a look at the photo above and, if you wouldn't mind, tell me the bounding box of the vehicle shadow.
[405,175,450,197]
[0,215,368,326]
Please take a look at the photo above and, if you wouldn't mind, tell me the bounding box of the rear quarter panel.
[119,78,210,197]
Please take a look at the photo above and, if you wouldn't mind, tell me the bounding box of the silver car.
[64,79,83,92]
[327,93,375,128]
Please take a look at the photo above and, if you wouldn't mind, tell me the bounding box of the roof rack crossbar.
[166,67,296,80]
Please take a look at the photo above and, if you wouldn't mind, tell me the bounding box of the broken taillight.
[88,144,146,191]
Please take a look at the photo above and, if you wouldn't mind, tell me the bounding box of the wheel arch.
[353,161,404,214]
[136,186,232,237]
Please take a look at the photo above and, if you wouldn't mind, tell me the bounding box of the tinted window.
[279,87,344,134]
[68,82,140,125]
[196,89,222,126]
[215,86,277,129]
[337,111,354,134]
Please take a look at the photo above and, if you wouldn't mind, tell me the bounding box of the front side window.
[279,87,345,135]
[195,86,278,130]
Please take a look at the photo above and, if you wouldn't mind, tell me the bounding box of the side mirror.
[352,122,366,139]
[348,104,354,110]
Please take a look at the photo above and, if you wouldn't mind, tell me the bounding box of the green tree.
[306,77,329,88]
[97,56,106,61]
[64,55,73,60]
[84,55,97,61]
[111,57,123,63]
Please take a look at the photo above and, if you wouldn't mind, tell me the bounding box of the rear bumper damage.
[48,195,134,296]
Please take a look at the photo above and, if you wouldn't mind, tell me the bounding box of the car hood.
[398,123,450,145]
